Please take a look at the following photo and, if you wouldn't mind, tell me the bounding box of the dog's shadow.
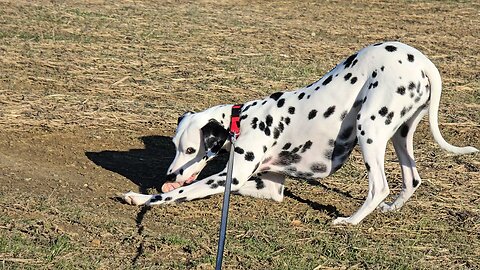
[85,135,229,194]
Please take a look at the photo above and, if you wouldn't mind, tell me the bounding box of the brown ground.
[0,0,479,269]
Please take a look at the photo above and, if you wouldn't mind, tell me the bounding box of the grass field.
[0,0,479,269]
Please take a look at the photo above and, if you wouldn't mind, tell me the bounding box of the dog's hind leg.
[379,107,428,212]
[236,172,285,202]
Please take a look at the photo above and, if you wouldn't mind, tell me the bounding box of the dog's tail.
[425,61,478,155]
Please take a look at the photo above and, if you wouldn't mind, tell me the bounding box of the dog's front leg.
[123,137,264,206]
[124,154,260,206]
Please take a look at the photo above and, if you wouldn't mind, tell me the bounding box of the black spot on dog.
[206,179,215,185]
[242,105,251,113]
[367,138,373,144]
[259,121,265,131]
[372,81,378,88]
[240,114,248,121]
[365,162,370,171]
[397,86,406,95]
[277,98,285,108]
[400,124,409,137]
[270,92,283,101]
[283,143,292,150]
[381,66,385,71]
[311,163,327,173]
[275,151,302,165]
[298,92,305,100]
[344,53,358,68]
[407,54,414,62]
[251,117,258,129]
[264,127,271,136]
[379,107,388,117]
[179,189,184,194]
[414,96,421,103]
[263,146,268,153]
[408,81,416,90]
[350,77,358,84]
[302,140,313,153]
[233,178,239,185]
[262,100,267,105]
[254,178,265,189]
[371,115,376,120]
[288,107,295,115]
[385,45,397,52]
[363,96,367,104]
[344,73,352,81]
[373,42,383,46]
[273,128,280,139]
[323,106,336,118]
[322,75,333,86]
[266,115,273,126]
[360,130,365,136]
[149,195,163,203]
[398,60,402,64]
[351,59,358,67]
[234,147,245,154]
[308,110,317,120]
[292,147,300,153]
[315,86,320,91]
[400,107,407,117]
[421,70,425,78]
[278,122,285,132]
[385,112,394,125]
[372,71,377,78]
[357,113,361,120]
[285,117,291,125]
[358,124,362,130]
[245,152,255,161]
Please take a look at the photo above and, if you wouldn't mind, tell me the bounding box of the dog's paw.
[122,191,152,206]
[332,217,352,225]
[378,202,398,212]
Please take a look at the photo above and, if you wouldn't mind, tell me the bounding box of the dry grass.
[0,0,479,269]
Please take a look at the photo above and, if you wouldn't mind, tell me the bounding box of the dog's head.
[163,111,229,192]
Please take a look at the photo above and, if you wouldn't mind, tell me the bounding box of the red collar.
[229,104,243,140]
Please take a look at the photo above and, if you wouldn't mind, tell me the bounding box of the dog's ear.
[178,111,195,125]
[201,119,229,155]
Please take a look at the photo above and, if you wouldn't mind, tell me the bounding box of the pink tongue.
[161,182,184,193]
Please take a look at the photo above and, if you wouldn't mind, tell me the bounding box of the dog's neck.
[204,104,239,131]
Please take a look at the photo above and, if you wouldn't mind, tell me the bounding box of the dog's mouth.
[161,172,198,193]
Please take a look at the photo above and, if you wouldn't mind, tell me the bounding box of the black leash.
[215,104,242,270]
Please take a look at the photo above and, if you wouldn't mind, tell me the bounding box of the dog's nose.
[165,173,176,182]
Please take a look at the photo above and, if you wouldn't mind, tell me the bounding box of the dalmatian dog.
[123,42,478,225]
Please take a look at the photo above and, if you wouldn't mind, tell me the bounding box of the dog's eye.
[185,147,196,155]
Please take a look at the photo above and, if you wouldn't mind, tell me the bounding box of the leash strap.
[215,104,242,270]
